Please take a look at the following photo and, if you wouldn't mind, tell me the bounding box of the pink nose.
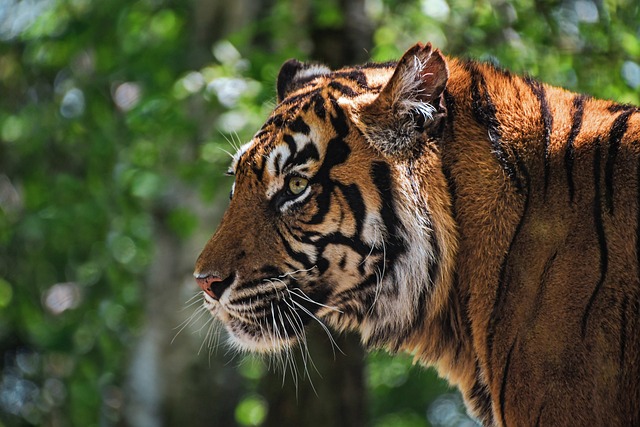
[195,274,223,300]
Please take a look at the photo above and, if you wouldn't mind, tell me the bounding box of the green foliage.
[235,394,269,426]
[0,0,202,424]
[368,352,457,426]
[1,0,639,426]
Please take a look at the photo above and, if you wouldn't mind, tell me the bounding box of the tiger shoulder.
[194,42,640,426]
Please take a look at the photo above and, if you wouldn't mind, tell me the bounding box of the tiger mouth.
[203,278,327,351]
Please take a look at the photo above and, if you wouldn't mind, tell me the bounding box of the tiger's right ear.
[358,43,449,156]
[277,59,331,102]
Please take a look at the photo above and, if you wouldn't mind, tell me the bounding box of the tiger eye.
[288,177,309,195]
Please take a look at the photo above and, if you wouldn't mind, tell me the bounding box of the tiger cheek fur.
[196,42,640,426]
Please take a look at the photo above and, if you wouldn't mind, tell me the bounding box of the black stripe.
[525,77,553,197]
[338,183,366,236]
[637,153,640,288]
[311,93,326,120]
[338,253,347,269]
[252,161,266,182]
[427,215,441,289]
[313,233,378,264]
[605,109,634,215]
[440,90,459,216]
[289,142,320,167]
[582,139,608,337]
[303,282,331,315]
[280,88,322,107]
[328,81,357,97]
[332,273,380,322]
[288,116,310,134]
[486,152,531,376]
[534,402,546,427]
[262,113,284,129]
[608,103,639,113]
[273,153,282,175]
[371,161,406,270]
[329,96,350,137]
[331,70,370,90]
[276,227,313,268]
[283,134,297,155]
[565,95,586,203]
[465,61,523,193]
[228,294,277,312]
[443,89,456,128]
[499,340,516,427]
[302,136,350,225]
[468,369,493,425]
[529,250,558,323]
[260,265,281,277]
[359,61,397,70]
[620,295,629,371]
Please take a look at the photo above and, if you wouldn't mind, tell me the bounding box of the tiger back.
[194,43,640,426]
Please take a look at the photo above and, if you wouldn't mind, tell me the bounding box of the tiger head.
[194,43,457,354]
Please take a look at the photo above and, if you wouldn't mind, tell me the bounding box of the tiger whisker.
[360,226,380,266]
[197,316,216,355]
[219,131,242,154]
[218,146,235,160]
[287,287,343,314]
[279,305,312,388]
[204,317,220,364]
[271,301,297,389]
[180,291,206,310]
[278,265,318,278]
[290,298,344,357]
[172,303,210,344]
[231,131,243,152]
[282,306,319,395]
[268,275,343,358]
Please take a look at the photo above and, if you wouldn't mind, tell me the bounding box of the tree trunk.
[261,327,366,427]
[260,1,373,426]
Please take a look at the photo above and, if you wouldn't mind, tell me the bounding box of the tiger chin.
[194,42,640,426]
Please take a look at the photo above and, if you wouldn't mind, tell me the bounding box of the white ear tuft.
[276,59,331,102]
[358,42,449,156]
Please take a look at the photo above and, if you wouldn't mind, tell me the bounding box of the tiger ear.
[359,42,449,156]
[277,59,331,102]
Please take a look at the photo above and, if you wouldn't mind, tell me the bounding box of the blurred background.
[0,0,639,426]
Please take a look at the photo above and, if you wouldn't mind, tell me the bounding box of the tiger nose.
[194,272,236,300]
[194,273,223,300]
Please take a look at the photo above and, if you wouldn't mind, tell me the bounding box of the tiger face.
[194,43,456,353]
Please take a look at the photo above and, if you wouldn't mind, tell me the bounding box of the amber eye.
[288,176,309,195]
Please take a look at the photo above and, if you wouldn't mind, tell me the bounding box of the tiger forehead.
[232,64,395,176]
[254,118,324,181]
[231,114,320,181]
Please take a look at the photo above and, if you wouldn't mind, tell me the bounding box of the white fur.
[295,64,331,81]
[359,164,436,344]
[393,56,436,120]
[231,141,253,173]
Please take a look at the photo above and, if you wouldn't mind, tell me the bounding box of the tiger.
[194,42,640,426]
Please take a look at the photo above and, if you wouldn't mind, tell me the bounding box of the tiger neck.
[385,147,479,398]
[392,59,557,423]
[406,58,579,424]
